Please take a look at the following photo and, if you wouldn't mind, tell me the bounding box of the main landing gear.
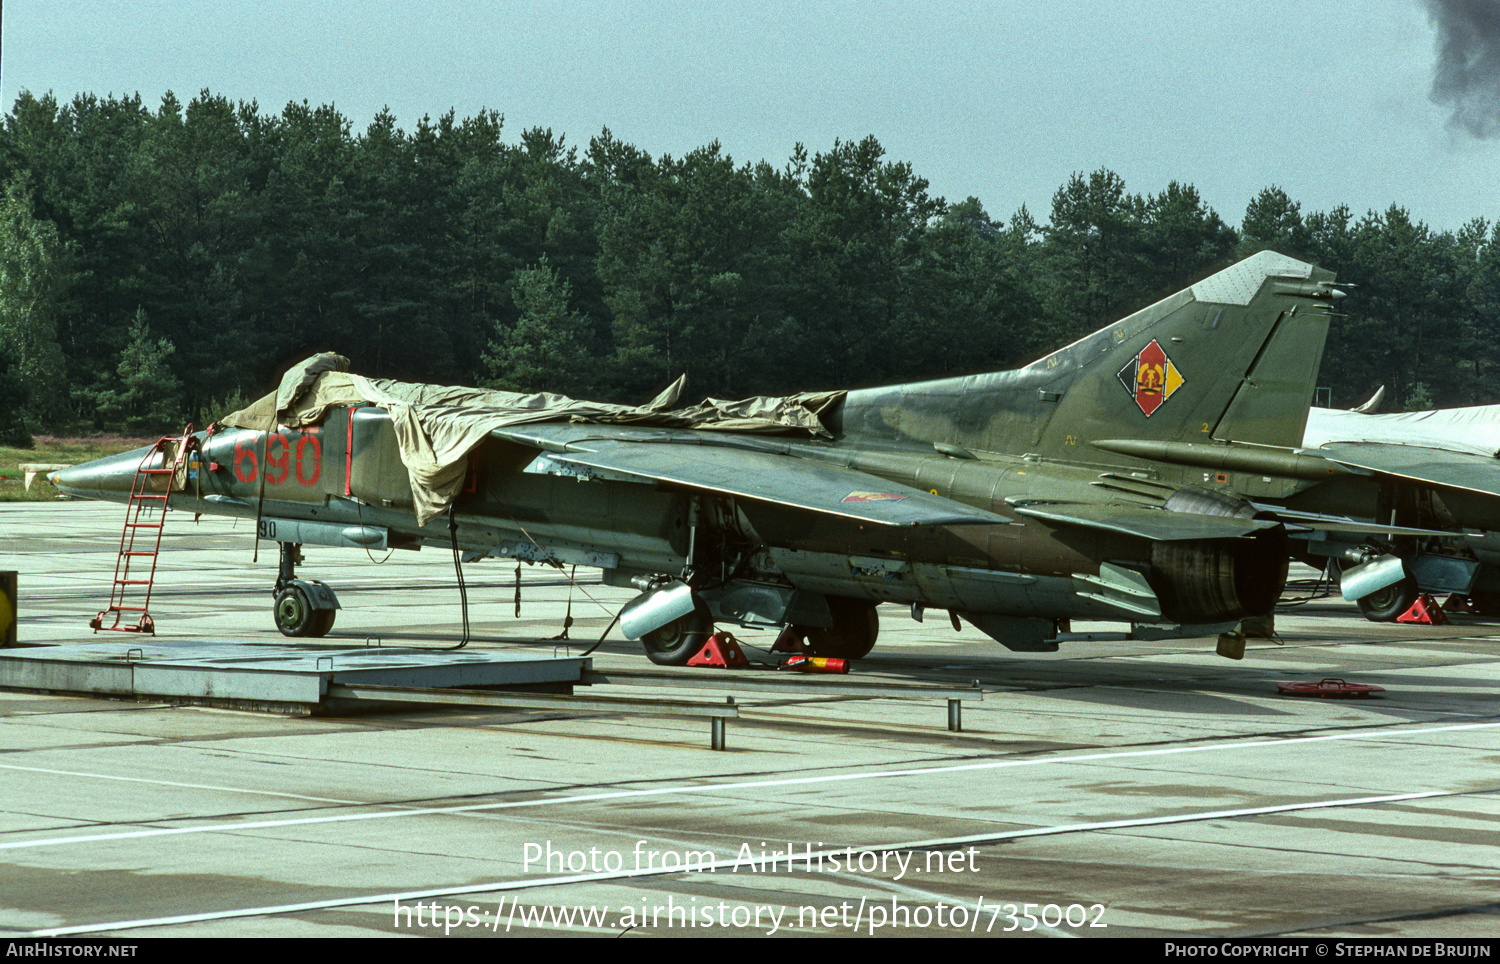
[273,542,340,638]
[622,579,880,666]
[797,597,879,660]
[1351,574,1419,622]
[1336,555,1420,623]
[640,608,715,666]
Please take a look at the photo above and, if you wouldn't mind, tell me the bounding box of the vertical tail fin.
[837,251,1341,458]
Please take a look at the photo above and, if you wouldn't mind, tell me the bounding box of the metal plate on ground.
[1275,677,1386,698]
[0,640,590,706]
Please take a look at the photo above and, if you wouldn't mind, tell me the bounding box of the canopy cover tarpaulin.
[222,354,844,524]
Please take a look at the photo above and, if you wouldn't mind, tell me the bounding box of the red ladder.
[91,427,196,634]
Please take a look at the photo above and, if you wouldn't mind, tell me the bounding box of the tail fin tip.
[1191,251,1316,306]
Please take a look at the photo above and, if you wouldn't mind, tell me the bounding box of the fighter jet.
[1290,401,1500,620]
[53,251,1348,663]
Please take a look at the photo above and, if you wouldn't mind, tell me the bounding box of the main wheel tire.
[1354,575,1419,622]
[800,597,879,659]
[274,586,316,637]
[641,609,714,666]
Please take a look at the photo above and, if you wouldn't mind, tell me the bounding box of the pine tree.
[94,309,184,432]
[484,258,597,397]
[0,343,31,446]
[0,174,72,426]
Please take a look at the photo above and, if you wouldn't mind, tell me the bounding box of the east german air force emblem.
[1117,339,1183,416]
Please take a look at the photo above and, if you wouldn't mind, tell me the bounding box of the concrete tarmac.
[2,501,1498,939]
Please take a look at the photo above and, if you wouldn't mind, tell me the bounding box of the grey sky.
[4,1,1495,231]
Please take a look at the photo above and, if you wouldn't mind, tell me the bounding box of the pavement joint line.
[1231,899,1500,940]
[21,787,1472,938]
[4,718,1499,853]
[0,762,366,805]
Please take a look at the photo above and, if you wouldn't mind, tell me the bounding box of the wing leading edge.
[1316,442,1500,500]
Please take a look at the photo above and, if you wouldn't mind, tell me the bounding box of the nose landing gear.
[273,542,340,638]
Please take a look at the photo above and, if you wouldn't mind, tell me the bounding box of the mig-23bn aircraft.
[1288,402,1500,620]
[54,251,1354,663]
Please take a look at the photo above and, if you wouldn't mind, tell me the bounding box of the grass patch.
[0,435,157,502]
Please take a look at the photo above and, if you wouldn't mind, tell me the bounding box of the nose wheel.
[273,542,339,638]
[274,584,336,637]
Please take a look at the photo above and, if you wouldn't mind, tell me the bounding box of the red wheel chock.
[687,632,749,668]
[769,624,809,654]
[1396,594,1449,624]
[1443,594,1475,614]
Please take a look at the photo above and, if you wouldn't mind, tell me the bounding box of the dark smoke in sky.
[1426,0,1500,138]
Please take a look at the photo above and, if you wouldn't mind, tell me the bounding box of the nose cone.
[50,444,163,503]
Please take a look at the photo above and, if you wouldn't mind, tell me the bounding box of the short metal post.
[948,698,961,732]
[1,571,15,647]
[711,695,733,750]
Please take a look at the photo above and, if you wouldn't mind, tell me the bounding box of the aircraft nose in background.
[49,445,159,502]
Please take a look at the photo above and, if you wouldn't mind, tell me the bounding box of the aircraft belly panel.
[766,546,1149,621]
[915,563,1032,611]
[766,547,923,605]
[919,564,1143,619]
[499,522,676,572]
